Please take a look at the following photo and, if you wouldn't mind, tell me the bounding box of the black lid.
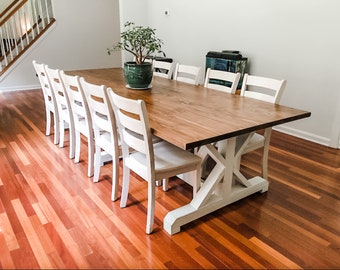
[206,51,243,60]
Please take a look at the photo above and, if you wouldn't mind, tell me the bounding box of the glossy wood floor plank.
[0,89,339,269]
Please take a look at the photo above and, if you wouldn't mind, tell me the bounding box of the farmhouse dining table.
[67,68,311,235]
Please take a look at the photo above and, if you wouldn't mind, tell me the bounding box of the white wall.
[118,0,148,64]
[138,0,340,147]
[0,0,121,91]
[1,0,339,147]
[0,0,13,13]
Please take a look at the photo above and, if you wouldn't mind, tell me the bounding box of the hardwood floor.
[0,89,339,269]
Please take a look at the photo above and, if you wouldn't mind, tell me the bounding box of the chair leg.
[53,112,60,145]
[120,166,130,208]
[69,124,75,159]
[111,153,119,201]
[162,178,169,191]
[146,180,156,234]
[87,136,95,177]
[155,180,162,187]
[93,145,101,182]
[59,120,65,148]
[74,131,81,163]
[46,109,51,136]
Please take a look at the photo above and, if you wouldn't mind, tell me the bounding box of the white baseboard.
[0,84,41,92]
[274,125,331,147]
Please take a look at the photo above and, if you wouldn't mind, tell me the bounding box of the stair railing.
[0,0,55,77]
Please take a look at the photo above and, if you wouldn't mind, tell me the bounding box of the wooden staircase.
[0,0,55,78]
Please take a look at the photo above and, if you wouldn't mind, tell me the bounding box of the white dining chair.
[108,90,202,234]
[173,63,202,85]
[80,78,120,201]
[202,68,241,176]
[153,60,175,79]
[61,72,95,177]
[32,60,60,145]
[238,73,287,179]
[204,68,241,94]
[45,66,75,159]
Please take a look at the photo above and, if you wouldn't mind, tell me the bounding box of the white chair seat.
[126,140,201,183]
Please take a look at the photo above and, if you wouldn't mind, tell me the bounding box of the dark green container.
[124,61,153,89]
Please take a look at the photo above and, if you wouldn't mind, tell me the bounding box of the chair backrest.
[153,60,174,79]
[204,68,241,94]
[173,63,202,85]
[240,74,287,104]
[80,78,118,154]
[32,60,57,111]
[45,66,73,120]
[108,91,154,180]
[61,72,92,133]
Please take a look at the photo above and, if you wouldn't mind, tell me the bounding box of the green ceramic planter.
[124,62,153,89]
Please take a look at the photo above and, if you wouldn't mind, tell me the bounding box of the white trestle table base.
[164,135,269,235]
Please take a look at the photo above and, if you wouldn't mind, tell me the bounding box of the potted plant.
[107,21,164,89]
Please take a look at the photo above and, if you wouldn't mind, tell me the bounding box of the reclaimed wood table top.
[67,68,311,150]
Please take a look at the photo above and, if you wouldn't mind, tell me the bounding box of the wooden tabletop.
[67,68,311,150]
